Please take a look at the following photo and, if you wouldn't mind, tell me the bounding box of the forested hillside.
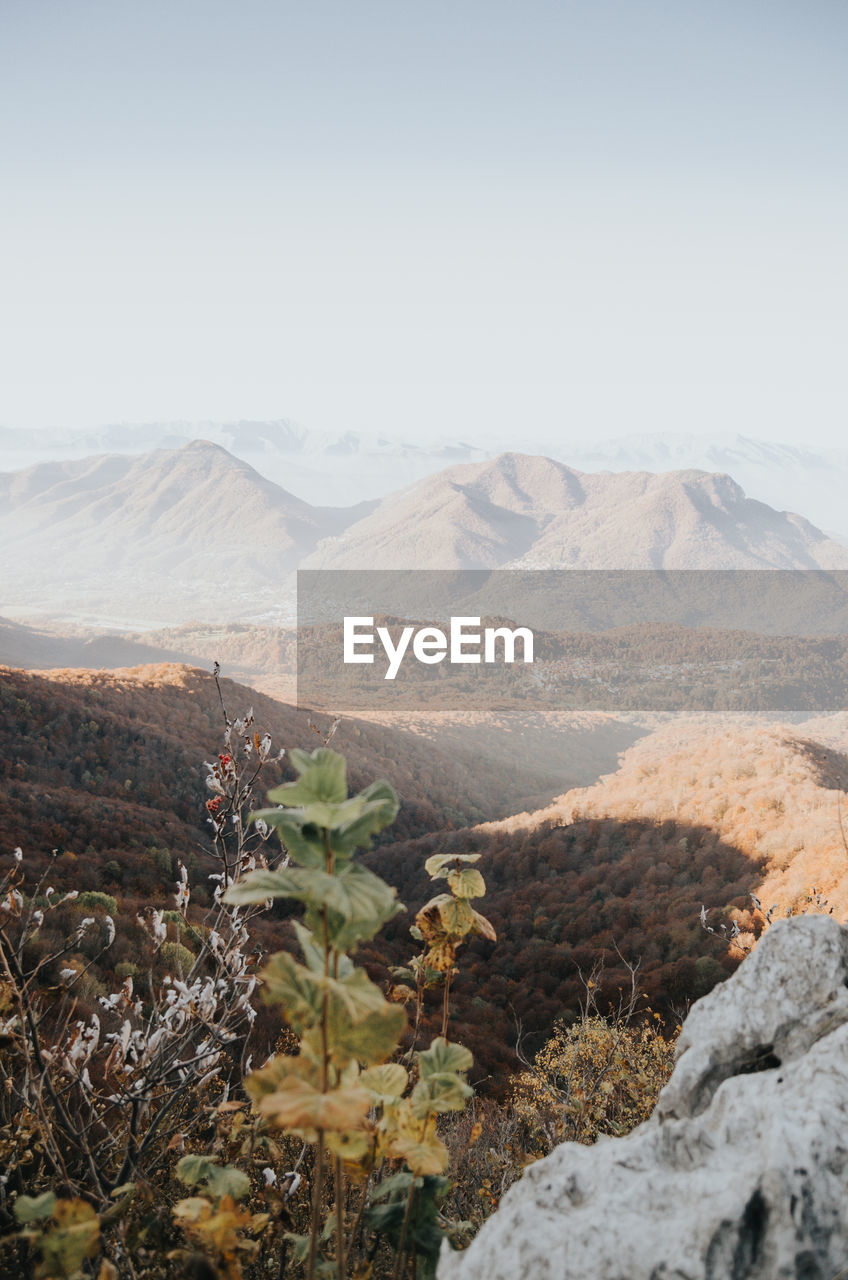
[0,663,563,897]
[357,721,848,1085]
[5,663,847,1094]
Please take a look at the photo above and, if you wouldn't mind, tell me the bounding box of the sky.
[2,0,847,450]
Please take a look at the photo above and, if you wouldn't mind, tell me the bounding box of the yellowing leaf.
[173,1194,254,1259]
[244,1054,317,1103]
[424,940,458,972]
[38,1199,101,1276]
[424,853,481,879]
[447,867,486,899]
[325,1129,372,1161]
[258,1078,370,1133]
[417,894,474,941]
[470,908,497,942]
[390,1130,449,1176]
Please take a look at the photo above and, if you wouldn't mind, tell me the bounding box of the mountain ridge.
[304,451,848,572]
[0,441,373,622]
[8,424,848,530]
[5,443,848,627]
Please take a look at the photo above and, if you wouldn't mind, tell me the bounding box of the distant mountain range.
[0,421,490,507]
[5,424,848,535]
[4,441,848,626]
[0,441,371,623]
[305,451,848,572]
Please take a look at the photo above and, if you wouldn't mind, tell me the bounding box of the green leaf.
[330,780,399,855]
[369,1171,416,1202]
[424,853,481,880]
[224,865,330,908]
[175,1154,251,1200]
[250,809,326,867]
[175,1154,218,1187]
[204,1164,251,1201]
[255,778,398,863]
[227,862,402,950]
[267,748,347,807]
[293,921,353,978]
[333,967,398,1022]
[317,863,404,951]
[447,867,486,899]
[262,953,406,1065]
[322,971,407,1066]
[260,952,325,1031]
[328,1000,406,1066]
[411,1072,473,1115]
[14,1191,57,1223]
[283,1232,311,1263]
[360,1063,408,1101]
[417,1038,473,1080]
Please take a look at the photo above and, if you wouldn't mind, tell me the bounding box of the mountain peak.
[303,452,848,572]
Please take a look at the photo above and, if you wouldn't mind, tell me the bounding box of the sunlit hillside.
[490,720,848,927]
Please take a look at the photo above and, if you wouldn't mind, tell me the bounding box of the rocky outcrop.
[439,917,848,1280]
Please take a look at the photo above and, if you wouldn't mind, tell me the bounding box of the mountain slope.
[0,441,371,622]
[0,662,583,882]
[364,719,848,1082]
[0,615,214,670]
[482,719,848,923]
[303,452,848,570]
[558,432,848,543]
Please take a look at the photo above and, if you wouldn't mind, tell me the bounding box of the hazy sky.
[2,1,847,449]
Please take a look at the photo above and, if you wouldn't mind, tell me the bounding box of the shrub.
[158,940,195,975]
[73,890,119,915]
[513,1012,676,1150]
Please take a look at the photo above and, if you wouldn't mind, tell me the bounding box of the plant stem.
[348,1170,371,1261]
[441,969,453,1039]
[306,1132,326,1280]
[391,1181,416,1280]
[335,1155,346,1280]
[308,825,336,1280]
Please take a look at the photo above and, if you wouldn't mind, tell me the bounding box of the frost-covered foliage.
[0,680,288,1275]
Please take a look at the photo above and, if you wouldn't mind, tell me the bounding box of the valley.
[4,438,848,1097]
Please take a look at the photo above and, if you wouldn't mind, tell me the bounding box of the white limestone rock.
[439,916,848,1280]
